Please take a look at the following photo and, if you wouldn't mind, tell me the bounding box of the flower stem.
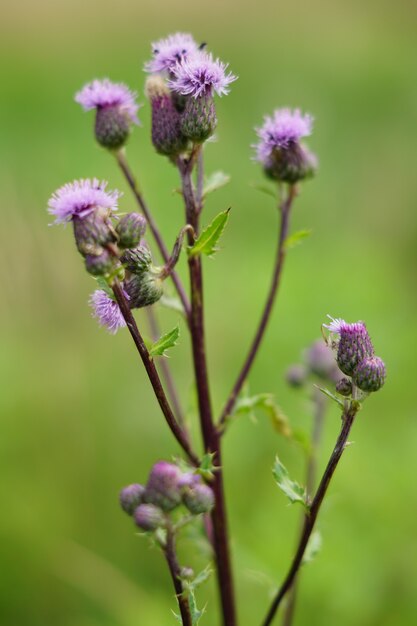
[164,525,192,626]
[115,149,191,323]
[178,153,238,626]
[281,389,327,626]
[261,401,359,626]
[218,185,297,431]
[112,280,199,466]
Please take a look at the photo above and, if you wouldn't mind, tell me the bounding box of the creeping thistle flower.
[324,316,374,378]
[145,75,189,156]
[75,79,140,149]
[255,108,317,183]
[120,483,146,515]
[89,289,128,334]
[169,51,237,143]
[144,32,199,74]
[353,356,386,392]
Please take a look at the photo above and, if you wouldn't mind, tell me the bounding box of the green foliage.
[234,392,292,438]
[175,566,212,625]
[303,530,322,565]
[203,171,231,197]
[189,209,230,258]
[314,384,345,408]
[284,229,312,251]
[149,324,180,357]
[273,457,308,507]
[95,276,115,299]
[197,452,217,481]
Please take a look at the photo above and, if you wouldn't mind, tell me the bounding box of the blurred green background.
[1,0,417,624]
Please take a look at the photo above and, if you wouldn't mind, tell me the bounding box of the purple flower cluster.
[144,32,199,74]
[254,108,313,166]
[75,79,140,124]
[48,178,121,224]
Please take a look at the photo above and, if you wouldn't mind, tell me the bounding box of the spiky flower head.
[89,289,127,334]
[48,178,121,225]
[144,461,183,512]
[75,79,139,123]
[116,212,147,249]
[182,483,215,515]
[168,51,237,98]
[120,483,146,515]
[324,316,375,377]
[75,79,140,149]
[144,32,199,74]
[133,503,165,531]
[254,109,316,183]
[353,356,386,393]
[145,75,188,155]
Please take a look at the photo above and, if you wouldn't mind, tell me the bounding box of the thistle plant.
[47,31,386,626]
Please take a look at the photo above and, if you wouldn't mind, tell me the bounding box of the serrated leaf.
[149,324,180,357]
[197,452,217,480]
[203,171,231,197]
[314,385,345,408]
[273,457,308,507]
[234,393,292,438]
[189,209,230,258]
[303,530,322,564]
[284,229,312,251]
[95,276,114,299]
[181,566,212,625]
[251,182,278,199]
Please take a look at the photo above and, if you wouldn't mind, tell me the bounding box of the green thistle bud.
[124,271,163,309]
[85,249,115,276]
[116,213,146,249]
[95,105,131,150]
[180,94,217,144]
[353,356,386,393]
[121,245,152,274]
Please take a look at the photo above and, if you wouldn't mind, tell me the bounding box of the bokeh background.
[1,0,417,624]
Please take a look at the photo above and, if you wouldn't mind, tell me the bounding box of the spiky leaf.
[284,229,312,251]
[189,209,230,258]
[273,457,307,507]
[149,325,180,357]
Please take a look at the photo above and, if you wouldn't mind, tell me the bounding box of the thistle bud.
[72,209,115,256]
[144,461,183,511]
[95,105,131,150]
[133,503,165,531]
[180,94,217,143]
[116,213,146,249]
[336,377,353,397]
[353,356,386,393]
[85,249,115,276]
[145,75,188,156]
[121,245,152,274]
[336,322,374,377]
[124,271,163,309]
[119,483,145,515]
[182,483,215,515]
[285,364,307,388]
[266,143,317,184]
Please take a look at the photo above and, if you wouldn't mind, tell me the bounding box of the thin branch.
[164,525,192,626]
[196,147,204,214]
[177,153,238,626]
[115,149,191,323]
[218,185,297,431]
[261,401,360,626]
[282,389,327,626]
[112,280,199,466]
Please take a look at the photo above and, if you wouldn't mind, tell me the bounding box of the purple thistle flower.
[324,315,375,377]
[48,179,121,224]
[168,51,237,98]
[75,79,140,124]
[89,289,128,334]
[254,108,313,165]
[144,32,199,74]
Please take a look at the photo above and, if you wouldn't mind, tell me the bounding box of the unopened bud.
[146,76,188,156]
[144,461,183,511]
[134,503,165,531]
[180,94,217,144]
[116,213,146,249]
[124,271,163,309]
[336,377,353,397]
[266,143,317,184]
[286,364,307,388]
[182,483,215,515]
[85,249,115,276]
[336,322,374,377]
[353,356,386,392]
[121,245,152,274]
[120,483,145,515]
[95,105,131,150]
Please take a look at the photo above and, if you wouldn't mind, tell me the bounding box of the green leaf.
[314,384,345,408]
[149,324,180,357]
[234,393,292,438]
[251,182,278,199]
[273,456,307,507]
[95,276,114,299]
[181,566,212,625]
[303,530,322,564]
[197,452,217,481]
[203,171,231,197]
[189,209,230,258]
[284,229,312,251]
